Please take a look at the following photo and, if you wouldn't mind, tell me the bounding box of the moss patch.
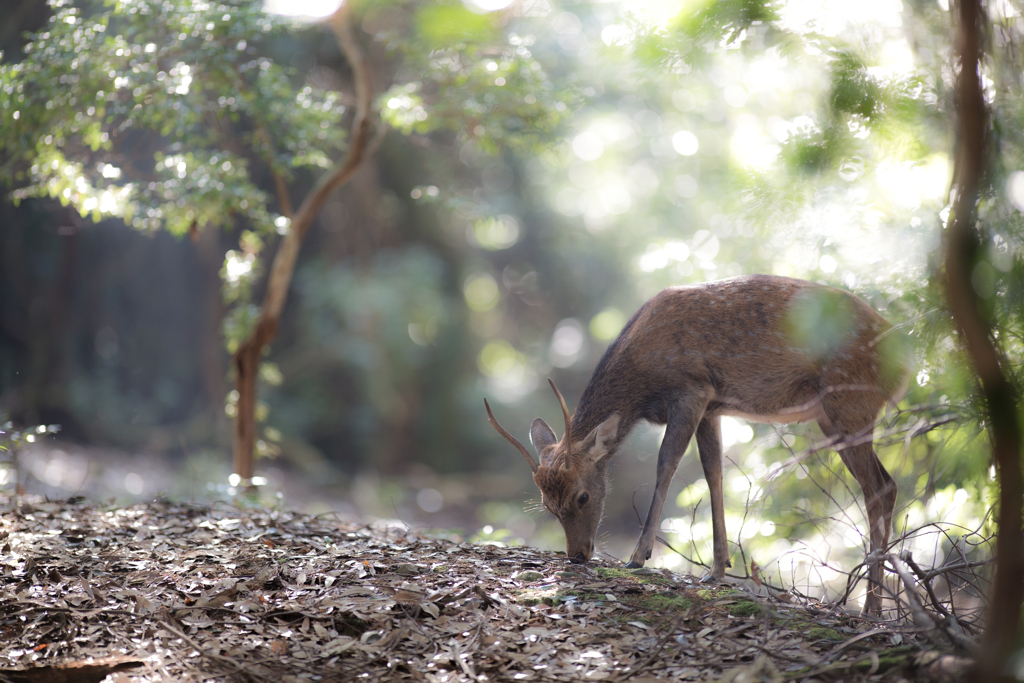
[807,626,843,641]
[634,592,696,613]
[695,587,741,601]
[515,587,562,606]
[594,567,675,587]
[726,599,765,618]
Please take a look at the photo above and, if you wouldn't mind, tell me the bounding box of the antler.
[548,378,572,453]
[484,398,539,473]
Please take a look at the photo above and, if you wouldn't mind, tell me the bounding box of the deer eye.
[577,492,589,506]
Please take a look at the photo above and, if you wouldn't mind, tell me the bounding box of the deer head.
[485,379,620,563]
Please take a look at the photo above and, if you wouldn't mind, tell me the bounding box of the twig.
[901,551,952,619]
[782,649,900,681]
[921,557,995,583]
[886,553,975,655]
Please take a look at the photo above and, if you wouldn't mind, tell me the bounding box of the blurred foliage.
[278,247,467,470]
[1,0,1024,599]
[379,3,578,152]
[0,418,60,453]
[0,417,60,492]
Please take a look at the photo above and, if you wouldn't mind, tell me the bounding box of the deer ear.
[588,412,620,463]
[530,418,557,456]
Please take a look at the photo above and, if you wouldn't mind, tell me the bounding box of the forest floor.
[0,495,972,683]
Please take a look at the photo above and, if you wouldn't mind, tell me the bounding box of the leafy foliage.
[378,3,578,153]
[0,0,337,235]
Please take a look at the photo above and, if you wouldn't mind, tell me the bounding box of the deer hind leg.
[696,415,730,579]
[626,390,711,569]
[818,405,897,615]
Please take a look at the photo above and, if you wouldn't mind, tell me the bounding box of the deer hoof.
[625,561,642,569]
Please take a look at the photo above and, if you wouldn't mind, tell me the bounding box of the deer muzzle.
[567,540,593,564]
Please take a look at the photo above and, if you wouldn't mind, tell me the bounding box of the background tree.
[0,0,574,481]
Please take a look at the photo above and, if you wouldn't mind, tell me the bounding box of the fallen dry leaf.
[0,494,950,682]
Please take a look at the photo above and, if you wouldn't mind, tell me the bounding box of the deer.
[484,274,910,614]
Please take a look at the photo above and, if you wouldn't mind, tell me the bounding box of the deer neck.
[571,363,640,455]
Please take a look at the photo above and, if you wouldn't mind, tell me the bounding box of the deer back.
[571,274,908,438]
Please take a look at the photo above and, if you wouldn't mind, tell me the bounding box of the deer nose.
[569,541,593,564]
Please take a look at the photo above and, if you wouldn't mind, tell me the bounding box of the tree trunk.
[231,6,376,483]
[196,224,229,444]
[947,1,1024,680]
[232,336,263,480]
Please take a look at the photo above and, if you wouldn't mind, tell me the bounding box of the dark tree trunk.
[232,336,264,480]
[196,224,229,443]
[946,1,1024,680]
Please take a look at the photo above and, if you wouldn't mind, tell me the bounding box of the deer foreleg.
[626,392,711,568]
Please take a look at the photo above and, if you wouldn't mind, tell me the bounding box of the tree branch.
[232,4,376,479]
[255,4,375,339]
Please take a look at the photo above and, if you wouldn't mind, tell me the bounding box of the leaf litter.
[0,495,966,682]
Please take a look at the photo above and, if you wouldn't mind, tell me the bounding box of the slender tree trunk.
[232,338,263,479]
[947,1,1024,680]
[196,225,228,442]
[231,6,377,482]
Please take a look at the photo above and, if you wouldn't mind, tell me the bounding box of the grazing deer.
[485,274,909,614]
